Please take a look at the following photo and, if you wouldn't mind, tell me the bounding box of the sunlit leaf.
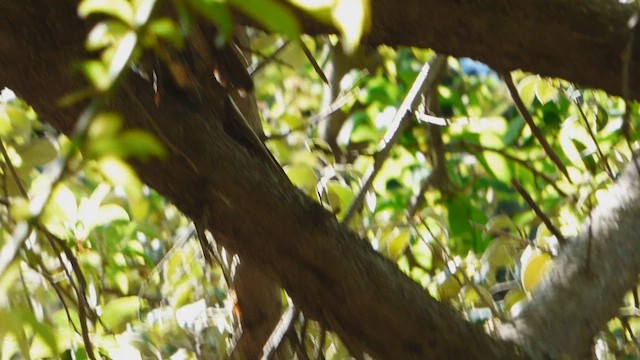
[17,311,59,358]
[80,60,112,92]
[97,204,130,226]
[327,181,354,219]
[484,152,512,183]
[88,112,123,141]
[98,156,148,221]
[461,285,493,308]
[435,270,463,301]
[332,0,370,53]
[0,104,31,139]
[100,296,141,331]
[229,0,300,38]
[534,79,558,104]
[382,227,410,260]
[86,20,130,51]
[516,75,538,108]
[113,270,130,295]
[117,130,167,160]
[16,138,57,168]
[41,184,78,239]
[78,0,135,26]
[108,31,137,80]
[147,18,184,48]
[520,245,553,292]
[284,164,317,192]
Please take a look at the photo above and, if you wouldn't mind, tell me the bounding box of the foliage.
[1,0,640,359]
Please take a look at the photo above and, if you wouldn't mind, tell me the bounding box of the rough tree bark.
[2,0,640,359]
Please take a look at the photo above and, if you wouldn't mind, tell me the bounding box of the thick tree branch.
[500,160,640,359]
[274,0,640,100]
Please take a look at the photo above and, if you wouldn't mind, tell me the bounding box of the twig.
[28,249,82,334]
[0,139,28,197]
[502,73,571,183]
[408,75,452,214]
[43,230,96,357]
[298,38,329,85]
[511,179,567,246]
[343,54,448,224]
[248,40,292,75]
[266,86,359,140]
[448,140,567,197]
[413,216,502,319]
[261,304,299,360]
[572,99,614,179]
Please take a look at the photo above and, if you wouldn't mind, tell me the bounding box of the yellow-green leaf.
[332,0,370,54]
[78,0,135,26]
[284,164,317,192]
[520,246,553,292]
[16,138,57,168]
[229,0,300,38]
[100,296,141,331]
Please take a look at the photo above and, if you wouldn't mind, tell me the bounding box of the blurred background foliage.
[1,0,640,359]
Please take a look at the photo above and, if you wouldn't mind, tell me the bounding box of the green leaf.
[16,138,57,169]
[534,79,558,104]
[17,311,59,358]
[382,227,410,260]
[446,195,473,244]
[80,60,112,92]
[117,130,167,160]
[148,18,184,48]
[98,156,148,221]
[595,104,609,132]
[42,184,78,239]
[331,0,370,53]
[88,112,123,141]
[516,75,538,108]
[188,0,233,41]
[133,0,156,27]
[484,152,512,183]
[228,0,300,38]
[78,0,135,26]
[327,181,354,219]
[113,270,130,294]
[503,117,525,146]
[100,296,141,331]
[0,104,31,139]
[85,20,130,51]
[284,164,317,192]
[108,30,137,81]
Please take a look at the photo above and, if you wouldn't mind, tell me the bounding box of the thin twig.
[343,54,448,224]
[248,40,292,75]
[448,140,567,197]
[408,76,452,214]
[413,216,502,319]
[43,230,96,358]
[28,249,82,334]
[0,139,28,197]
[502,73,571,183]
[266,87,359,140]
[573,99,614,179]
[511,179,567,246]
[298,38,329,85]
